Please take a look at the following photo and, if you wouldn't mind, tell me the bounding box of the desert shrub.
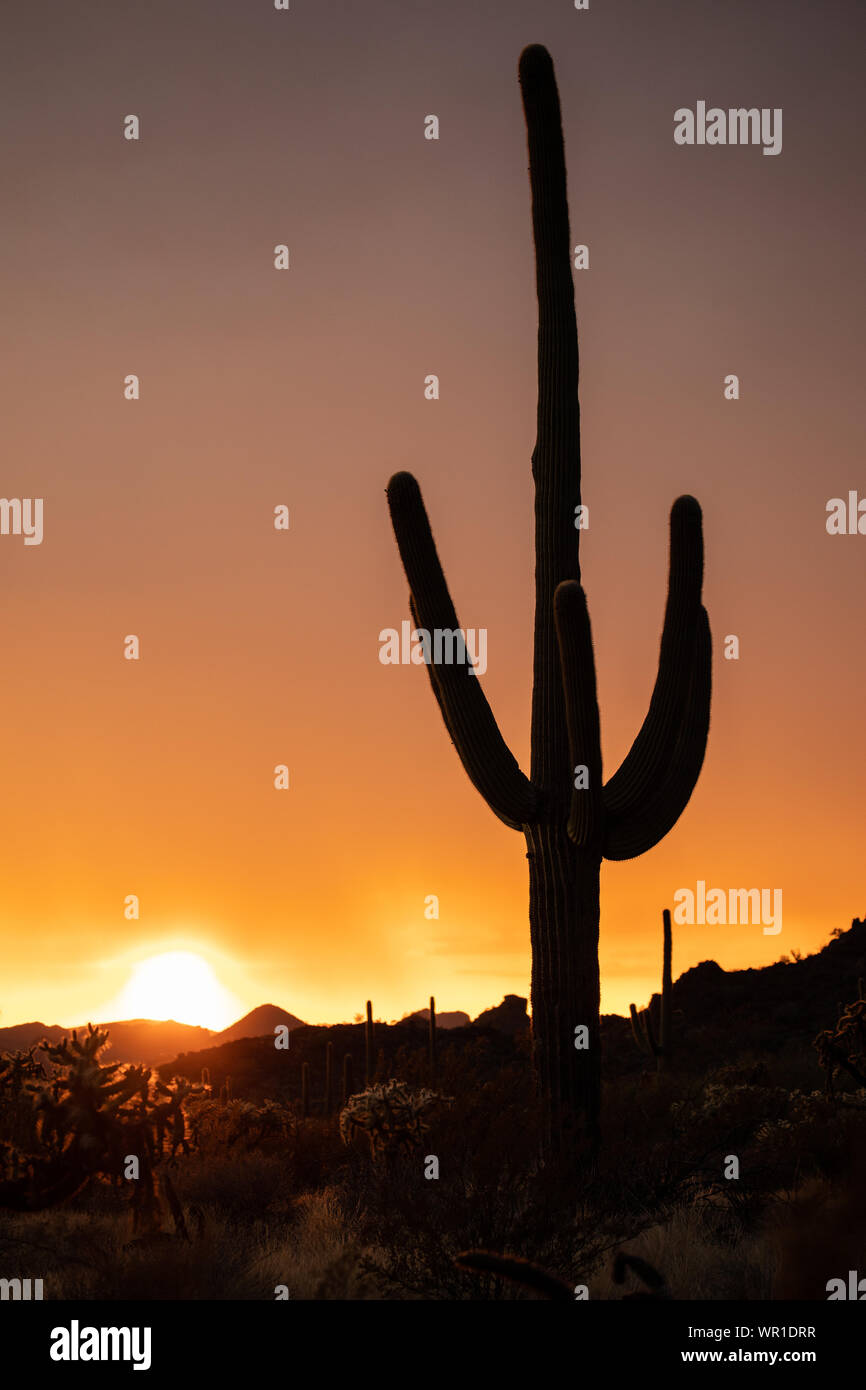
[186,1097,294,1154]
[339,1080,452,1160]
[813,989,866,1094]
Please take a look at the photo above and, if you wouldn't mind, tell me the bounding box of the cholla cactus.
[185,1096,293,1152]
[0,1046,45,1090]
[339,1079,451,1159]
[0,1047,47,1150]
[150,1076,200,1158]
[0,1023,202,1234]
[814,989,866,1096]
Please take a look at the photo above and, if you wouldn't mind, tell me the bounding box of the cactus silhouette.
[630,908,674,1071]
[324,1039,334,1116]
[385,46,710,1158]
[342,1052,354,1105]
[0,1024,202,1230]
[428,995,437,1082]
[365,1000,374,1087]
[814,986,866,1096]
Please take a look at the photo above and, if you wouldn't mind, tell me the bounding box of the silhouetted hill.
[0,1005,306,1067]
[602,917,866,1076]
[407,1007,471,1030]
[212,1004,305,1044]
[473,995,530,1034]
[158,1015,531,1103]
[0,1022,68,1053]
[156,922,866,1102]
[0,1018,214,1066]
[7,921,865,1090]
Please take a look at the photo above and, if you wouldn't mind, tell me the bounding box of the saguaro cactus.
[385,46,710,1158]
[365,1000,374,1087]
[342,1052,354,1105]
[429,995,437,1081]
[630,908,673,1071]
[324,1040,334,1116]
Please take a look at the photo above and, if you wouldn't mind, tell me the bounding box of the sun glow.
[111,951,240,1030]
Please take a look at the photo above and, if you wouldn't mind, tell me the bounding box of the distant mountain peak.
[473,995,530,1034]
[213,1004,306,1045]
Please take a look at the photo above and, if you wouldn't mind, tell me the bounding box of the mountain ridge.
[3,920,864,1070]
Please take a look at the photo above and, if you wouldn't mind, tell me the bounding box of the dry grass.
[592,1206,777,1300]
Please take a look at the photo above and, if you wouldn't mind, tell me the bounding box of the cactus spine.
[630,909,673,1071]
[385,46,710,1158]
[429,995,437,1081]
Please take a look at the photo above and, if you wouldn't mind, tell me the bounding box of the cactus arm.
[604,606,711,860]
[519,46,582,800]
[407,592,461,758]
[602,495,707,825]
[386,471,538,829]
[552,581,602,847]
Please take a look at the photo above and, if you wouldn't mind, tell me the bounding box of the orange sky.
[1,0,864,1030]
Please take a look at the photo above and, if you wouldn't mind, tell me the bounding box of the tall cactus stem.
[429,996,437,1081]
[365,1000,374,1087]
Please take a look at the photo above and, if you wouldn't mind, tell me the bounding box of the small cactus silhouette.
[342,1052,354,1105]
[630,909,674,1071]
[428,995,437,1082]
[324,1040,334,1116]
[364,1000,374,1087]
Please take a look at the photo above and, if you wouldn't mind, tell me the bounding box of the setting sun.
[110,952,241,1031]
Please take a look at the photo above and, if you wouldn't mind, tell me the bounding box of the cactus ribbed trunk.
[365,1000,373,1087]
[526,825,601,1152]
